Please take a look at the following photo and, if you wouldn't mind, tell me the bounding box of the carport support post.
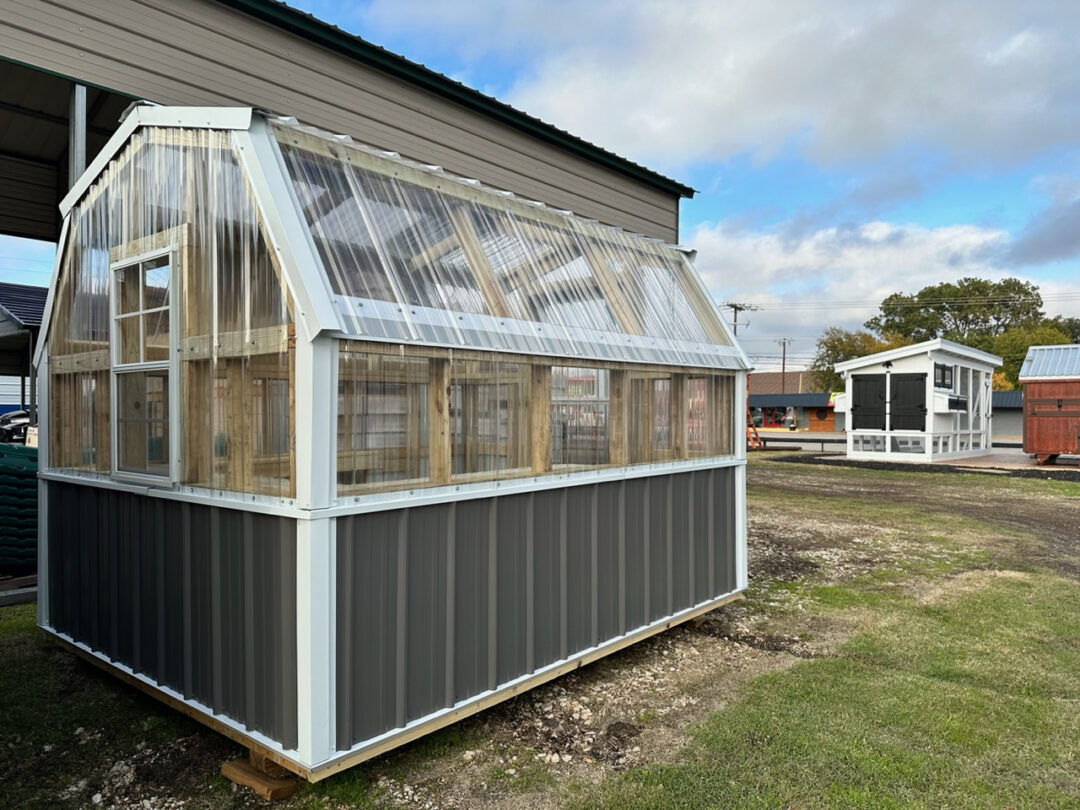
[68,83,87,187]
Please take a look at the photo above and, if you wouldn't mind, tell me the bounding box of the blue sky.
[4,0,1078,369]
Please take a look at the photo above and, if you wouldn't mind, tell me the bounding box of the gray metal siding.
[336,468,738,749]
[45,481,298,750]
[1,0,679,242]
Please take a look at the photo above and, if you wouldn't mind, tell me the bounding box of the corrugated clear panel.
[501,212,622,340]
[337,343,429,492]
[275,139,399,304]
[47,189,112,472]
[47,128,295,496]
[575,221,712,346]
[551,366,610,466]
[270,120,739,369]
[450,357,531,477]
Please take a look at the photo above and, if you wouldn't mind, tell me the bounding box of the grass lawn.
[579,570,1080,808]
[573,459,1080,809]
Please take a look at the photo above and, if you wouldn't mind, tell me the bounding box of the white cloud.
[684,217,1080,368]
[356,0,1080,172]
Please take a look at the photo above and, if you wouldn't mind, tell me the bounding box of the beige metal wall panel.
[1,0,681,241]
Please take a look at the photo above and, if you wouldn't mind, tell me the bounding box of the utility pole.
[723,302,758,337]
[778,338,792,392]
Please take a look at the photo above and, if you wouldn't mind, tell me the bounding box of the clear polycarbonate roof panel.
[271,120,745,369]
[1019,344,1080,380]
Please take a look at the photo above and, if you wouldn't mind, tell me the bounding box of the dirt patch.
[759,455,1080,579]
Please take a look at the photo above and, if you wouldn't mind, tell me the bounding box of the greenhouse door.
[890,374,927,431]
[850,374,886,430]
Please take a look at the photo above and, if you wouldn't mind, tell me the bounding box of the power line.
[730,291,1080,312]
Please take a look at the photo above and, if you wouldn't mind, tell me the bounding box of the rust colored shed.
[1019,344,1080,464]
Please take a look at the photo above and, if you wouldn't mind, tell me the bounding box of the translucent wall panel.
[450,358,531,477]
[337,345,430,492]
[335,343,737,496]
[47,128,295,497]
[272,122,738,369]
[628,373,672,464]
[552,366,610,466]
[48,226,111,472]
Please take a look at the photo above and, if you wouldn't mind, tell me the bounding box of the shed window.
[112,254,173,478]
[934,363,954,390]
[552,367,610,466]
[450,359,531,477]
[337,349,430,490]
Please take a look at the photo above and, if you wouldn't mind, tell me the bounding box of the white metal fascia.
[834,337,1001,374]
[33,217,69,370]
[235,117,341,341]
[59,106,254,217]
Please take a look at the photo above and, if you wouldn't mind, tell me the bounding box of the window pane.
[117,370,170,476]
[451,359,531,476]
[337,350,429,491]
[552,366,609,466]
[117,314,141,364]
[116,265,140,314]
[143,256,170,309]
[143,309,170,361]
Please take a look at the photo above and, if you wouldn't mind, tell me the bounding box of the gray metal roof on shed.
[992,390,1023,409]
[1019,344,1080,381]
[0,282,47,328]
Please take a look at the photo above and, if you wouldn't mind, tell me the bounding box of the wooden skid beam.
[221,756,300,801]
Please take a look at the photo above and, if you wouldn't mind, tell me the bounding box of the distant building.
[833,338,1002,461]
[1019,344,1080,464]
[747,370,836,431]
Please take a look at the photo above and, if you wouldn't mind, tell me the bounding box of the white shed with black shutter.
[832,339,1001,462]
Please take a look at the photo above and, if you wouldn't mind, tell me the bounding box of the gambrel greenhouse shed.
[37,106,749,779]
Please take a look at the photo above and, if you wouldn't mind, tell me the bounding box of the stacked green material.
[0,444,37,574]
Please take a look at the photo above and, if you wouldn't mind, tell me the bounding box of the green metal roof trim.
[216,0,696,200]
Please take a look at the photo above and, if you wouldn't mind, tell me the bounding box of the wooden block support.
[531,364,552,473]
[428,358,452,484]
[221,752,300,801]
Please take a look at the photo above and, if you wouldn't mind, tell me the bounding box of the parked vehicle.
[0,411,30,444]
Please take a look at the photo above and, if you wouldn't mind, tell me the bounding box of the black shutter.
[890,374,927,431]
[851,375,886,430]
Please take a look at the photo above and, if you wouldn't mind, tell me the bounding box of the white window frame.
[109,246,180,485]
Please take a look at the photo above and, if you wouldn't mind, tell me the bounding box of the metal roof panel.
[1019,344,1080,380]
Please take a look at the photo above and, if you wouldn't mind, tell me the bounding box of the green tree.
[864,277,1044,342]
[992,325,1071,388]
[809,327,899,392]
[1045,315,1080,343]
